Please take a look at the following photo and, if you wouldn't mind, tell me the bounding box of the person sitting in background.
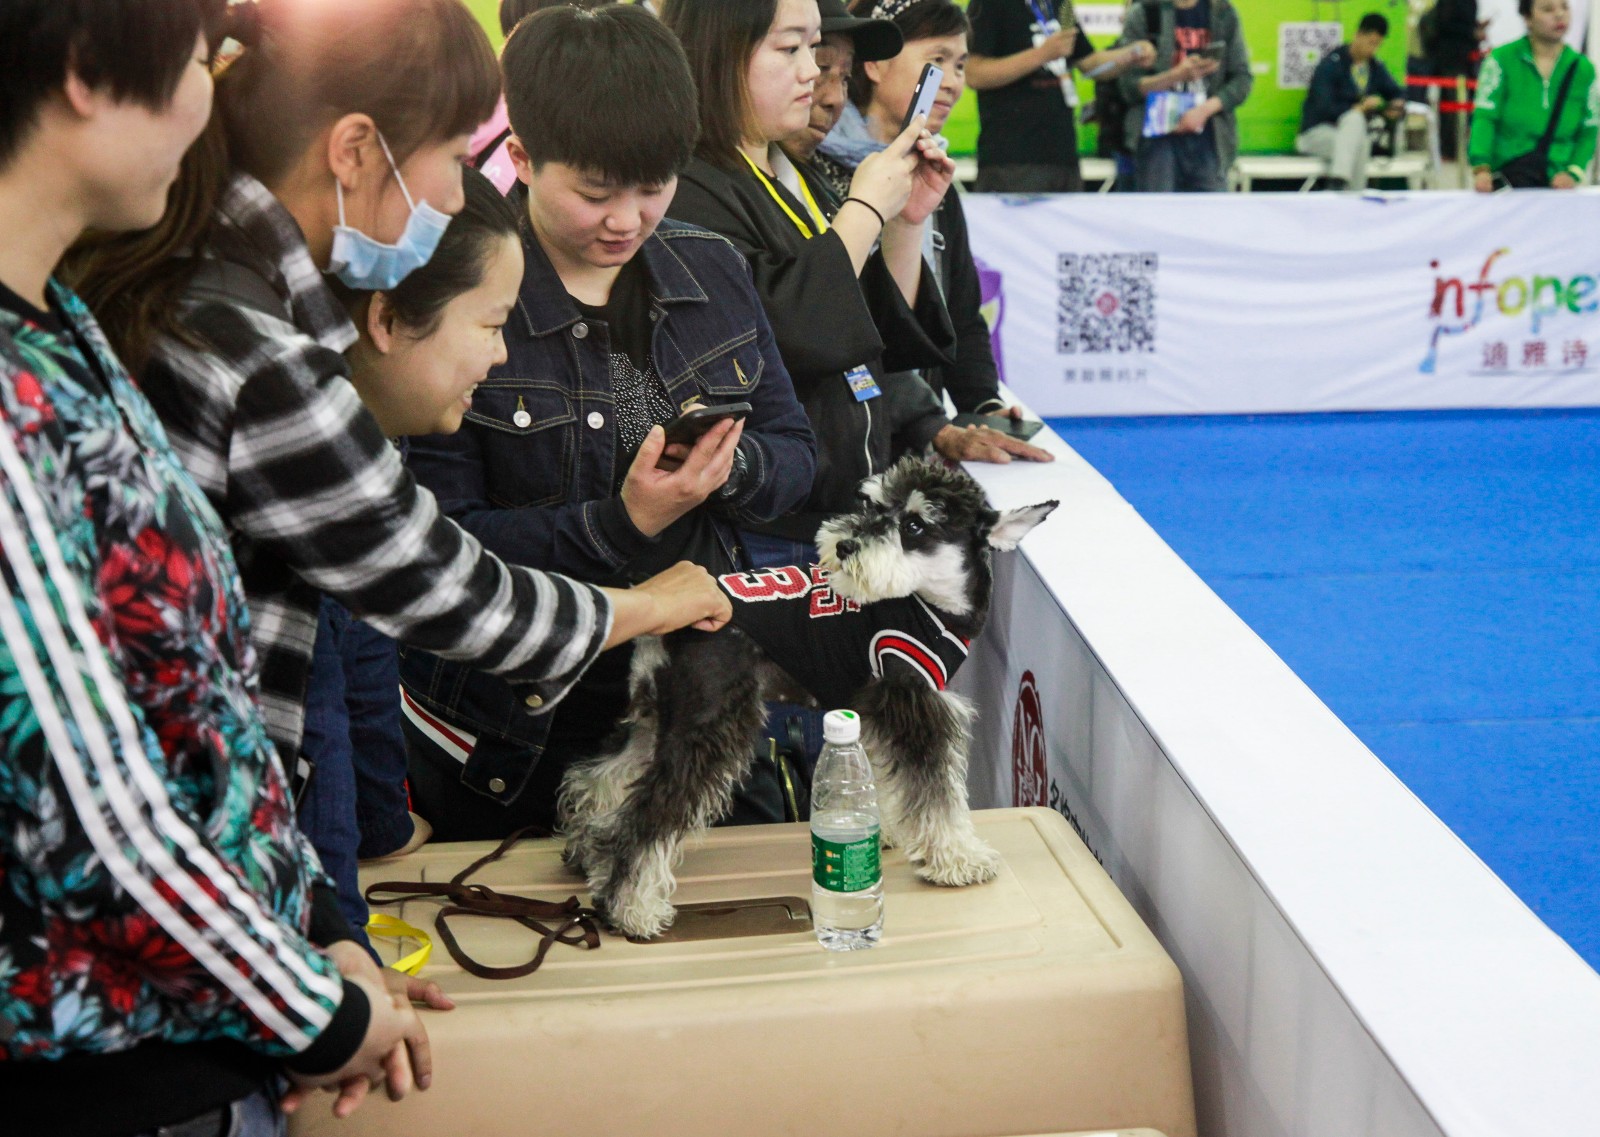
[1117,0,1254,193]
[0,2,428,1131]
[805,0,1054,433]
[401,4,817,839]
[964,0,1153,193]
[1470,0,1597,191]
[1297,13,1406,191]
[298,167,525,946]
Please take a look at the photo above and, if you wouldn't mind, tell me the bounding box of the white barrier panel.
[964,191,1600,416]
[950,419,1600,1136]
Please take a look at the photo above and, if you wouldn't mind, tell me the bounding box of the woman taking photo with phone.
[399,6,815,837]
[803,0,1056,442]
[0,3,431,1132]
[662,0,972,566]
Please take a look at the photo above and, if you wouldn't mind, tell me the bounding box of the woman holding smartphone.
[804,0,1055,442]
[399,6,816,838]
[662,0,968,567]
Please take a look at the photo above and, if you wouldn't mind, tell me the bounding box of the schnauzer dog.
[559,458,1057,939]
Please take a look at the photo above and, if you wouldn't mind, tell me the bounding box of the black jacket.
[813,151,1002,414]
[1300,44,1405,132]
[668,155,955,539]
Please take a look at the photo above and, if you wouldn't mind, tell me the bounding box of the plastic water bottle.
[811,709,883,950]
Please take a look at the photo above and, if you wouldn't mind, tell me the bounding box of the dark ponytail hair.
[348,166,521,339]
[661,0,779,170]
[67,0,499,376]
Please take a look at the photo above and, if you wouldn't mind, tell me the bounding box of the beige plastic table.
[291,807,1195,1137]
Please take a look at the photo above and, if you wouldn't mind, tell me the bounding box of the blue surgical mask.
[327,132,452,291]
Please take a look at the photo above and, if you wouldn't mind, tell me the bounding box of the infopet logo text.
[1423,249,1600,374]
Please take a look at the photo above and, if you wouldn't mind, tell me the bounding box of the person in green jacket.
[1470,0,1599,191]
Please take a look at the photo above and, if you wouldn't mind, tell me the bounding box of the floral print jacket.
[0,281,347,1063]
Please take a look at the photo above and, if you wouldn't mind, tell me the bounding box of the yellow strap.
[366,913,433,976]
[738,151,829,238]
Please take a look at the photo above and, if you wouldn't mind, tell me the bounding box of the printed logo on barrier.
[1423,250,1598,376]
[1058,252,1156,388]
[1011,670,1047,807]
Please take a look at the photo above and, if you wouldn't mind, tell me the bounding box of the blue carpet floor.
[1047,409,1600,968]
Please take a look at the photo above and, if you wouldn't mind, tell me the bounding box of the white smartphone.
[900,63,945,133]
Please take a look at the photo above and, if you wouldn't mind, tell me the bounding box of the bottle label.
[812,830,881,893]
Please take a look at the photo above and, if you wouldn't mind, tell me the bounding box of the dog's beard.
[817,524,923,604]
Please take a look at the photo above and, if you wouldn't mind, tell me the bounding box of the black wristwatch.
[716,444,750,500]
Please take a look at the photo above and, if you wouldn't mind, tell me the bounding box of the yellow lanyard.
[739,150,829,239]
[366,913,433,976]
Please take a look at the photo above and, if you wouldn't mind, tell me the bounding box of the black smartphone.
[1199,42,1226,61]
[663,402,751,447]
[951,412,1045,441]
[900,63,945,133]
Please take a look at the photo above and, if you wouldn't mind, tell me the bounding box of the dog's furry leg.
[586,631,768,938]
[558,637,666,877]
[859,678,1000,887]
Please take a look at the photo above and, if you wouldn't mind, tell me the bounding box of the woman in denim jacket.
[401,6,816,837]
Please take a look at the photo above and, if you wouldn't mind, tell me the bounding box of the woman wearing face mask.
[298,168,527,947]
[809,0,1054,431]
[69,0,732,823]
[0,2,432,1133]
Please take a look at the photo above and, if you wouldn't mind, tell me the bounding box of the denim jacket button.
[525,693,544,710]
[572,321,589,340]
[488,777,507,794]
[586,411,605,429]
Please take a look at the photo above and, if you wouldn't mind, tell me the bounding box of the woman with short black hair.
[402,4,817,837]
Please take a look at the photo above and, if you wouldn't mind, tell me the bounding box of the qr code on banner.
[1057,252,1157,354]
[1278,22,1342,89]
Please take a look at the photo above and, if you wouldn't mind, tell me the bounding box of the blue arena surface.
[1047,409,1600,969]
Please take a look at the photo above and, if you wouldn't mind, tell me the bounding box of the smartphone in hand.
[950,412,1045,441]
[900,63,945,133]
[662,402,751,448]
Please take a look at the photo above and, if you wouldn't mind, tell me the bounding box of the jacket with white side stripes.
[0,281,366,1128]
[141,174,612,766]
[716,564,970,708]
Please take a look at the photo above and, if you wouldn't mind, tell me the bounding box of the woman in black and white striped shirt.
[72,0,732,791]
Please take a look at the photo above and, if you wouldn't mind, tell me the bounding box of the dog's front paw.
[599,887,677,940]
[915,838,1002,887]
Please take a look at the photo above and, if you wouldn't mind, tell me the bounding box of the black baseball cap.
[817,0,902,63]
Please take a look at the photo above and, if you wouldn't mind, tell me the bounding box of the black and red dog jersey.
[716,564,971,710]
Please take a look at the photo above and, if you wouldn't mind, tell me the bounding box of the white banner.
[964,191,1600,416]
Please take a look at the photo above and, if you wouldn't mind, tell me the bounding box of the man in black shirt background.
[967,0,1153,192]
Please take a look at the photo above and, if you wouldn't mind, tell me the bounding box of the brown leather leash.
[364,826,601,980]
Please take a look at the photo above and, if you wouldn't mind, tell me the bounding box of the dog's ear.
[987,501,1058,551]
